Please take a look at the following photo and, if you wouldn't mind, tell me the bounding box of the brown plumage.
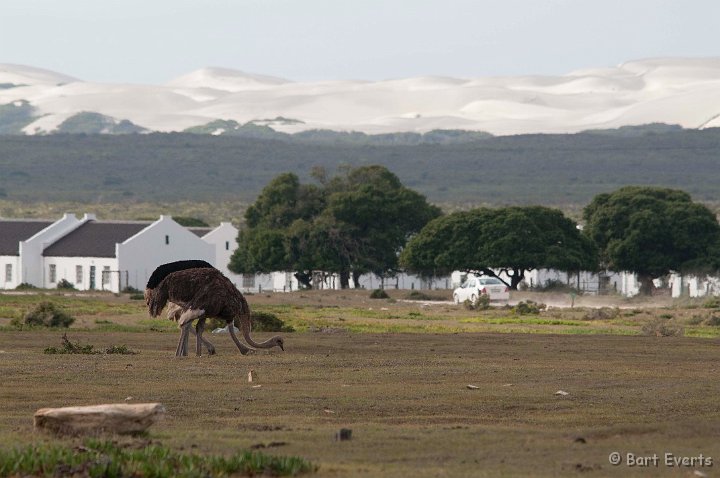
[147,267,284,357]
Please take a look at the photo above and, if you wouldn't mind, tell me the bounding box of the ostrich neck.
[240,316,279,348]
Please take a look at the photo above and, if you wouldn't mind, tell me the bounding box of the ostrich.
[146,267,285,357]
[144,260,217,355]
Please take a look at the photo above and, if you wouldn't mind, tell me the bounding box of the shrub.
[251,311,295,332]
[512,300,546,315]
[129,293,145,300]
[56,278,76,290]
[13,301,75,328]
[405,291,446,301]
[370,289,389,299]
[583,307,619,321]
[15,282,38,290]
[534,279,579,293]
[208,312,294,332]
[705,315,720,326]
[122,285,140,293]
[44,334,137,355]
[641,319,684,337]
[702,296,720,309]
[463,294,490,310]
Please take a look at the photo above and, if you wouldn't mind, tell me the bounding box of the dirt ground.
[1,321,719,477]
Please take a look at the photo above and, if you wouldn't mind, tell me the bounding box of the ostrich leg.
[195,317,215,356]
[176,309,205,357]
[168,303,214,354]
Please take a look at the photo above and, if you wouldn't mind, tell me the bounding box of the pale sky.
[1,0,718,84]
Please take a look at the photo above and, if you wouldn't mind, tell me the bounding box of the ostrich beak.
[279,341,285,351]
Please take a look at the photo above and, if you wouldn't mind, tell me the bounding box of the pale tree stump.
[34,403,165,435]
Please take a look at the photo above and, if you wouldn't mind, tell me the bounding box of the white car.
[453,275,510,304]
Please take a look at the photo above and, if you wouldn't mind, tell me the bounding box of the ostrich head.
[273,336,285,351]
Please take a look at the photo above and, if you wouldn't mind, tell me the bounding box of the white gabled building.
[188,222,274,293]
[1,214,86,289]
[40,215,214,292]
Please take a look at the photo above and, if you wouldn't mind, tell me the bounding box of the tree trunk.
[509,269,526,290]
[339,270,350,289]
[637,273,655,295]
[352,270,362,289]
[294,271,313,289]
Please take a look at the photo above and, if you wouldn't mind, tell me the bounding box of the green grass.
[460,317,587,326]
[0,439,315,477]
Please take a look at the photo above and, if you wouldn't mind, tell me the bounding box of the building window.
[165,235,170,245]
[225,241,230,250]
[242,274,255,288]
[49,264,57,283]
[5,264,12,282]
[76,265,83,285]
[102,266,111,285]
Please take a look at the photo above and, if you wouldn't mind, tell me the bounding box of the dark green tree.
[583,186,720,294]
[400,206,596,289]
[230,166,440,288]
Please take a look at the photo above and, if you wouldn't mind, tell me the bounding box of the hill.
[1,128,720,209]
[2,58,720,136]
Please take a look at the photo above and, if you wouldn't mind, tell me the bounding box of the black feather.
[146,260,215,289]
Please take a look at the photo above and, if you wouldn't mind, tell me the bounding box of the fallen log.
[34,403,165,435]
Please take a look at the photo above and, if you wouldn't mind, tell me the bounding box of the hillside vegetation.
[1,128,720,209]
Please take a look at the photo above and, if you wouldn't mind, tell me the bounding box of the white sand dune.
[1,58,720,136]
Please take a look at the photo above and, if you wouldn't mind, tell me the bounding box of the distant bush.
[513,300,546,315]
[705,316,720,327]
[370,289,390,299]
[405,291,446,301]
[44,333,137,355]
[15,283,38,290]
[463,295,490,310]
[129,293,145,300]
[533,279,579,293]
[208,312,294,332]
[703,297,720,309]
[251,312,295,332]
[56,279,76,290]
[641,319,683,337]
[122,285,140,293]
[13,302,75,328]
[583,307,619,321]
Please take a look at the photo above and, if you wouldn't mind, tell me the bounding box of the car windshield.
[478,278,503,285]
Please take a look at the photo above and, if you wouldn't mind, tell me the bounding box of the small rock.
[555,390,569,396]
[466,384,479,390]
[323,409,335,414]
[574,437,586,444]
[248,370,256,382]
[336,428,352,441]
[252,385,262,389]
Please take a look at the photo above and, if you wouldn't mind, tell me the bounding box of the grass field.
[1,289,719,476]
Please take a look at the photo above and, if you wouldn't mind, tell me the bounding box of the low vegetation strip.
[0,439,316,477]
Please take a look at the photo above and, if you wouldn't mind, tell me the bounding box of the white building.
[40,214,215,292]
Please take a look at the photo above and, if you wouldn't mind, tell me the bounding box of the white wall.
[0,255,21,289]
[118,216,215,292]
[42,256,118,290]
[19,213,84,287]
[201,222,241,282]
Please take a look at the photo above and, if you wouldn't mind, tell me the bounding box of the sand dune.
[1,58,719,135]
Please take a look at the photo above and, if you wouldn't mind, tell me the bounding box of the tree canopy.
[400,206,596,289]
[229,165,441,288]
[583,186,720,293]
